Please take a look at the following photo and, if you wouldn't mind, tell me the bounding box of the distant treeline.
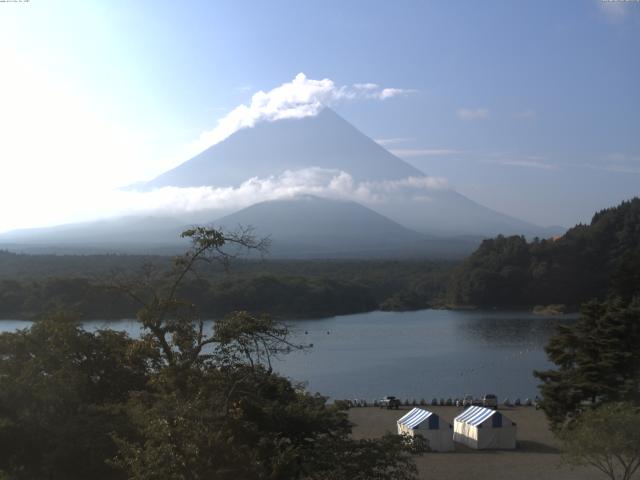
[4,198,638,319]
[447,198,640,308]
[0,256,454,319]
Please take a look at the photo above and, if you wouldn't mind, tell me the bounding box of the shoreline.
[0,305,579,323]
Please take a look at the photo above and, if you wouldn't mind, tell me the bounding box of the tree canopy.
[534,297,640,430]
[559,402,640,480]
[0,315,152,479]
[0,227,421,480]
[0,255,452,320]
[448,197,640,308]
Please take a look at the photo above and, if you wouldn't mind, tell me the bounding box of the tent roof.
[397,408,434,429]
[454,406,498,427]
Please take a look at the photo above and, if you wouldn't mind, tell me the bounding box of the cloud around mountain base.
[112,168,449,217]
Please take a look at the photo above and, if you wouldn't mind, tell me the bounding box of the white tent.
[453,406,516,450]
[397,408,454,452]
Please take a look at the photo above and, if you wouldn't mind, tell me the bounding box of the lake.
[0,309,574,401]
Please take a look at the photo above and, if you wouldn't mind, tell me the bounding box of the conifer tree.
[535,297,640,429]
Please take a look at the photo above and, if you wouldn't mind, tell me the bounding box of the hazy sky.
[0,0,638,232]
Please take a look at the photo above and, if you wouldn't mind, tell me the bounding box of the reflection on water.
[455,311,576,345]
[0,309,575,401]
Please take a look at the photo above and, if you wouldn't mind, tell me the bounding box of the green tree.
[447,197,640,308]
[534,298,640,429]
[0,314,151,480]
[107,227,420,480]
[560,402,640,480]
[0,227,420,479]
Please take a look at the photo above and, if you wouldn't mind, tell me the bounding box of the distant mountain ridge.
[214,195,480,258]
[0,196,481,258]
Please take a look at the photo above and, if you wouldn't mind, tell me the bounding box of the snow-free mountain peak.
[141,107,555,238]
[143,107,424,189]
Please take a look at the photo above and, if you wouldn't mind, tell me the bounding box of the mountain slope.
[0,196,480,258]
[0,216,191,254]
[372,188,562,237]
[214,195,479,258]
[144,108,423,188]
[141,107,554,238]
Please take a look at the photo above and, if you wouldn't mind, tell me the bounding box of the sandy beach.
[349,406,604,480]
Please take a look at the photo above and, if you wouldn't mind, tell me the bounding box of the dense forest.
[447,198,640,309]
[0,253,453,320]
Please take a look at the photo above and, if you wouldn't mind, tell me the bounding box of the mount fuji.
[0,108,561,257]
[142,107,556,238]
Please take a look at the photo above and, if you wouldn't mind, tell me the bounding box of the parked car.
[379,396,401,409]
[482,394,498,410]
[462,394,474,407]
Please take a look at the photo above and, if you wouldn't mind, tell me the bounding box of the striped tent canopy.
[454,406,498,427]
[397,408,434,429]
[398,407,455,451]
[453,405,516,449]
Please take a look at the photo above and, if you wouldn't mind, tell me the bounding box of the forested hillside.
[447,198,640,308]
[0,255,453,319]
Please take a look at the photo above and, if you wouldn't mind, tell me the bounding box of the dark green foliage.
[0,277,139,319]
[379,274,444,311]
[190,275,375,318]
[0,315,151,479]
[0,250,167,281]
[0,228,420,479]
[302,434,420,480]
[534,298,640,429]
[0,257,453,320]
[559,402,640,480]
[448,198,640,308]
[111,364,359,480]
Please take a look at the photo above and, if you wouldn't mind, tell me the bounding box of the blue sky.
[0,0,638,231]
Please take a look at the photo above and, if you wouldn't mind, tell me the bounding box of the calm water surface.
[1,309,575,401]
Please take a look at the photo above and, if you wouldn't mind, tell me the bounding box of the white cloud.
[353,83,378,91]
[189,73,413,155]
[374,137,413,146]
[599,0,633,22]
[114,169,448,214]
[379,88,404,99]
[390,148,465,157]
[0,169,448,233]
[457,108,489,120]
[353,83,415,100]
